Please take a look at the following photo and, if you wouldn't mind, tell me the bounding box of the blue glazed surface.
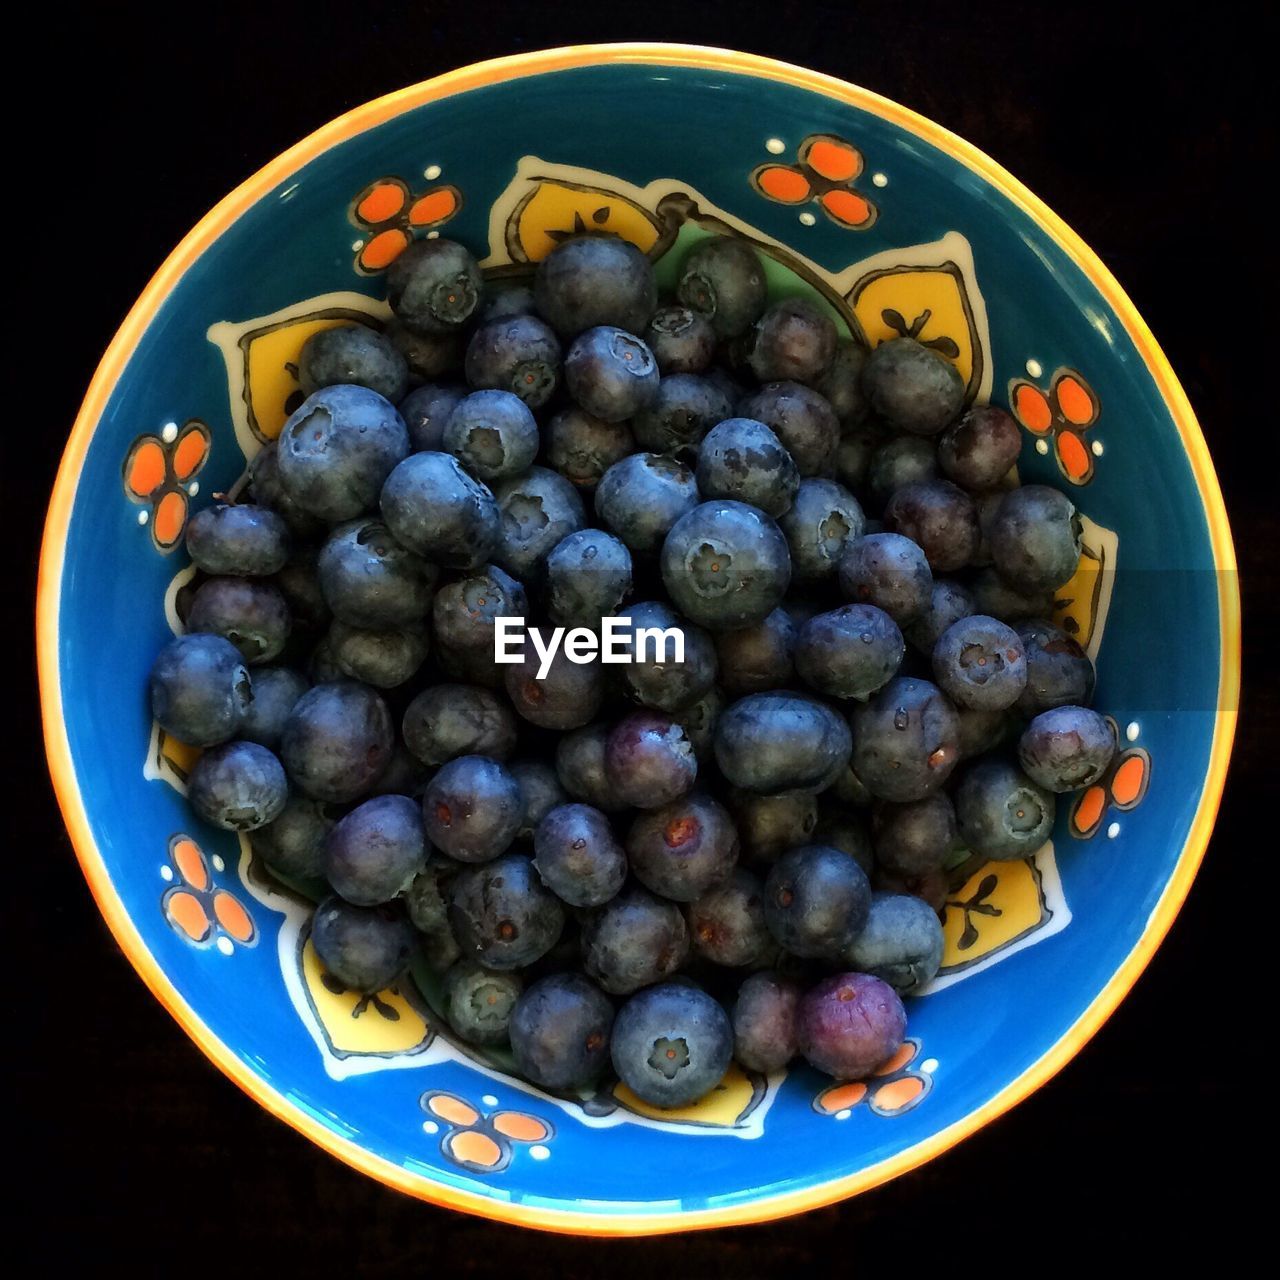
[54,60,1223,1219]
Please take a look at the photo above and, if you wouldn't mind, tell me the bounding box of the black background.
[16,2,1271,1269]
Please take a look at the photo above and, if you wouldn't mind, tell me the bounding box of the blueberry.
[968,567,1055,623]
[626,792,739,902]
[510,760,568,841]
[186,503,290,578]
[443,961,523,1045]
[369,742,431,799]
[932,614,1027,711]
[660,499,791,631]
[545,529,632,628]
[281,682,393,802]
[714,607,795,695]
[405,863,462,970]
[672,686,724,761]
[555,723,627,813]
[307,635,346,685]
[862,338,964,436]
[238,666,308,749]
[632,373,732,456]
[815,339,868,427]
[956,704,1014,760]
[763,844,870,960]
[424,755,522,863]
[745,299,837,385]
[850,677,961,802]
[464,314,561,409]
[278,385,409,523]
[729,788,818,863]
[872,792,957,876]
[403,684,517,769]
[504,647,605,731]
[441,389,539,483]
[835,428,877,493]
[903,579,975,655]
[248,442,327,540]
[644,305,716,374]
[829,762,874,809]
[433,638,505,690]
[534,236,657,339]
[868,435,939,508]
[776,478,865,580]
[795,604,904,701]
[564,326,660,422]
[272,547,331,634]
[381,451,500,569]
[884,479,980,572]
[186,577,291,665]
[695,418,799,517]
[449,852,565,969]
[843,893,943,995]
[703,364,746,407]
[812,808,874,873]
[676,236,767,338]
[318,518,436,628]
[511,973,615,1090]
[386,319,463,382]
[387,238,483,335]
[872,867,950,915]
[1016,619,1095,714]
[595,453,699,554]
[686,868,772,967]
[580,885,689,995]
[533,802,627,908]
[611,981,732,1108]
[149,632,252,746]
[325,794,427,905]
[492,466,586,580]
[251,795,335,879]
[545,407,635,492]
[476,282,537,324]
[311,897,416,993]
[1018,705,1115,792]
[953,756,1055,858]
[838,532,933,626]
[328,620,427,689]
[732,971,802,1072]
[938,404,1021,491]
[432,564,527,652]
[298,324,409,402]
[715,692,852,795]
[798,972,907,1079]
[186,739,287,832]
[988,485,1082,593]
[605,711,698,809]
[738,382,839,476]
[618,601,718,713]
[399,383,466,452]
[970,488,1005,567]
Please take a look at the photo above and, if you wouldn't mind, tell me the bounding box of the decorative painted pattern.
[751,135,878,229]
[420,1091,553,1173]
[123,419,211,551]
[161,834,256,953]
[351,176,462,273]
[1010,368,1101,484]
[1069,717,1151,838]
[814,1040,933,1118]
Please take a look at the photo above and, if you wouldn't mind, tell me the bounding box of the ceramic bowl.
[39,45,1239,1234]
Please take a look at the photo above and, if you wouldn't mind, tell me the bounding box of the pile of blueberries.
[147,231,1115,1107]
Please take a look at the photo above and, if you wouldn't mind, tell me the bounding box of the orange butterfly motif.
[751,134,878,229]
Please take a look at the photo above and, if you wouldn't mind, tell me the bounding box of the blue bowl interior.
[52,56,1224,1223]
